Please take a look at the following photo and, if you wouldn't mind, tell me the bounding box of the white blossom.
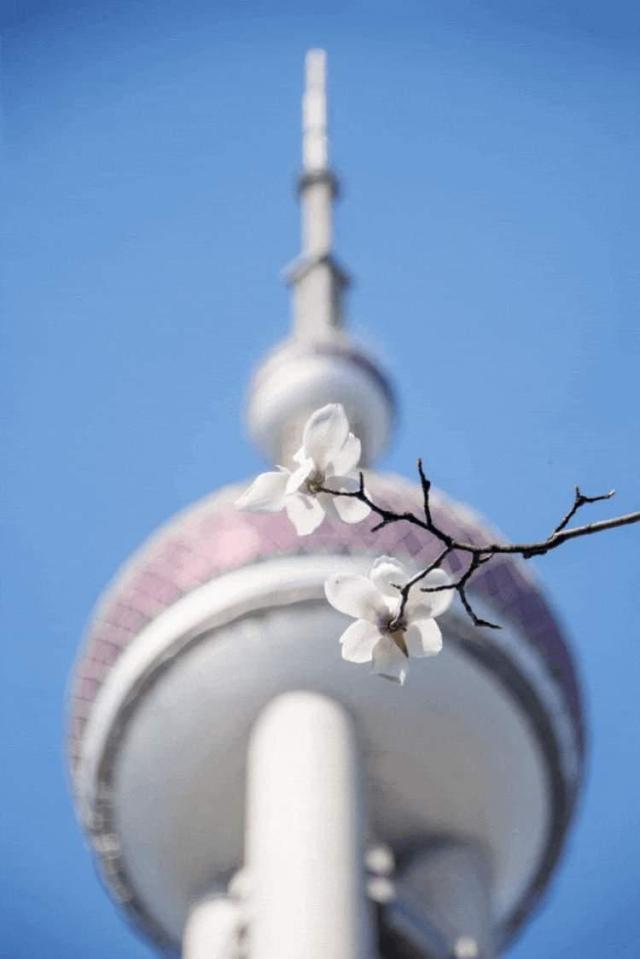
[235,403,370,535]
[325,556,453,685]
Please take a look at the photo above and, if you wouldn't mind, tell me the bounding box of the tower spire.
[301,49,333,255]
[247,50,394,465]
[286,49,349,339]
[302,49,329,174]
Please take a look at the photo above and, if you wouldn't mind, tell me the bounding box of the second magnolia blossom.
[235,403,370,535]
[325,556,453,685]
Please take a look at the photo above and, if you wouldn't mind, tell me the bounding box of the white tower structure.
[68,51,585,959]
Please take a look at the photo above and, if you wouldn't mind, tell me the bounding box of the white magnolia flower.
[235,403,370,535]
[325,556,453,685]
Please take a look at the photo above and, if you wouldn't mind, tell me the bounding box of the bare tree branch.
[319,467,640,630]
[421,552,501,629]
[552,486,616,535]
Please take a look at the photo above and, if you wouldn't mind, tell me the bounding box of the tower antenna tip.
[305,48,327,82]
[303,49,328,172]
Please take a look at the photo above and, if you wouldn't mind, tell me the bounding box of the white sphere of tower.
[247,334,394,465]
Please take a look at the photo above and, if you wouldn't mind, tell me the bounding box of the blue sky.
[2,2,639,956]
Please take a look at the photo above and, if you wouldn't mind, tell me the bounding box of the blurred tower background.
[68,51,584,959]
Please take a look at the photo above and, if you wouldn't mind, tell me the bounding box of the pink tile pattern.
[68,476,584,768]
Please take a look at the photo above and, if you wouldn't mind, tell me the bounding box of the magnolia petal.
[339,619,381,664]
[328,432,362,476]
[235,469,290,512]
[284,492,325,535]
[285,458,315,495]
[325,573,389,623]
[315,491,339,521]
[369,555,408,598]
[404,618,443,658]
[372,637,407,685]
[408,568,454,619]
[332,486,371,525]
[302,404,350,470]
[292,445,307,465]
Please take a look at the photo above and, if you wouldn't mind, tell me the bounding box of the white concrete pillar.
[183,896,241,959]
[246,691,372,959]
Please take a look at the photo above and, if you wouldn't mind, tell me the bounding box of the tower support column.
[183,896,241,959]
[246,691,373,959]
[394,841,496,959]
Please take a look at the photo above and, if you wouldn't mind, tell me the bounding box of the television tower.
[68,50,585,959]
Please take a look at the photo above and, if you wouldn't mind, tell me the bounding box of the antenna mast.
[288,49,349,338]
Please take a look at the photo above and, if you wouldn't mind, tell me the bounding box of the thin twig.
[417,458,433,527]
[552,486,616,535]
[389,545,452,630]
[422,552,501,629]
